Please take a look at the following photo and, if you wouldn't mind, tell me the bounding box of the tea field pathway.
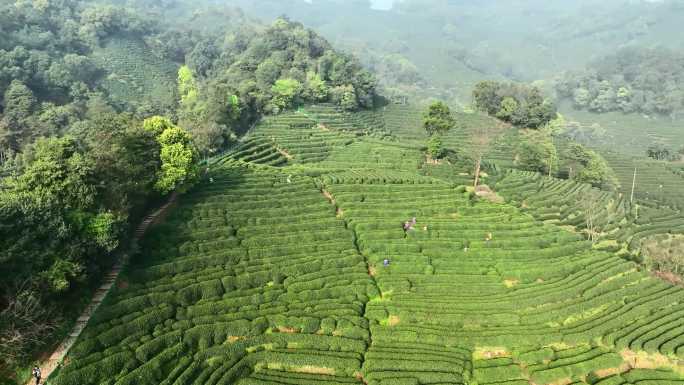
[28,193,179,385]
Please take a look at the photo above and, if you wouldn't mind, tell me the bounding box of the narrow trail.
[30,192,179,385]
[319,184,378,384]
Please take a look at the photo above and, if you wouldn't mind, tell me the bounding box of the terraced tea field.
[560,105,684,157]
[603,152,684,210]
[51,109,684,385]
[495,170,684,262]
[93,37,179,113]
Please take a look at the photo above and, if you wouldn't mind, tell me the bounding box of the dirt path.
[30,192,178,385]
[318,183,379,382]
[277,147,294,160]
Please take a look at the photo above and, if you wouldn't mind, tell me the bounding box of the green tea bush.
[53,139,684,385]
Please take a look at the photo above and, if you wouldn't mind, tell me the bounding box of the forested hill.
[155,0,684,104]
[0,0,375,376]
[0,1,376,157]
[555,47,684,117]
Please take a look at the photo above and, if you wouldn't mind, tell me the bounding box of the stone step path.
[29,192,178,385]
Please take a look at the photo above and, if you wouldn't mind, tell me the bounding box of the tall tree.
[0,81,37,151]
[423,101,455,137]
[143,116,199,195]
[423,101,455,161]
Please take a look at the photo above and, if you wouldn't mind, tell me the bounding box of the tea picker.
[402,217,417,231]
[32,366,41,385]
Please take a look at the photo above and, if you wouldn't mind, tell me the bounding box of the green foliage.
[303,71,330,102]
[330,85,358,112]
[176,65,233,157]
[44,117,684,385]
[0,0,179,159]
[427,135,445,159]
[190,17,375,117]
[271,78,302,111]
[156,142,196,194]
[423,101,455,137]
[7,2,684,383]
[85,212,120,253]
[516,140,557,174]
[0,1,377,378]
[144,117,199,194]
[9,137,97,211]
[74,113,161,211]
[178,65,199,107]
[556,47,684,115]
[0,137,100,293]
[564,143,616,187]
[135,0,684,107]
[646,142,678,161]
[0,80,39,150]
[0,112,162,371]
[143,116,175,137]
[473,81,557,129]
[496,97,519,121]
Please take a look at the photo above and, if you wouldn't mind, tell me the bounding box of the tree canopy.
[473,81,557,129]
[423,101,455,137]
[555,48,684,116]
[144,116,199,194]
[562,143,617,188]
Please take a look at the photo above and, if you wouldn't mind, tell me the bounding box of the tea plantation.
[51,108,684,385]
[92,37,179,113]
[602,151,684,210]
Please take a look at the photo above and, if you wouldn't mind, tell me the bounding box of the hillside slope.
[49,108,684,385]
[92,37,179,113]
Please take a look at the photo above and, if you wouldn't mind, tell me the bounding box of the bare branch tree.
[0,283,56,367]
[471,121,506,188]
[581,189,603,244]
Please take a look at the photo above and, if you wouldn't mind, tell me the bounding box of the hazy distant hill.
[187,0,684,103]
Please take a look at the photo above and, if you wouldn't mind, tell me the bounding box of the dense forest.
[0,0,375,371]
[555,48,684,117]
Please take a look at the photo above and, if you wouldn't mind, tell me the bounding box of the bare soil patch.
[425,154,449,165]
[354,372,369,385]
[292,366,335,375]
[594,363,630,378]
[321,189,336,205]
[474,185,504,204]
[503,279,519,288]
[621,349,683,373]
[653,270,684,286]
[474,347,510,359]
[228,336,246,343]
[368,265,377,277]
[277,147,293,160]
